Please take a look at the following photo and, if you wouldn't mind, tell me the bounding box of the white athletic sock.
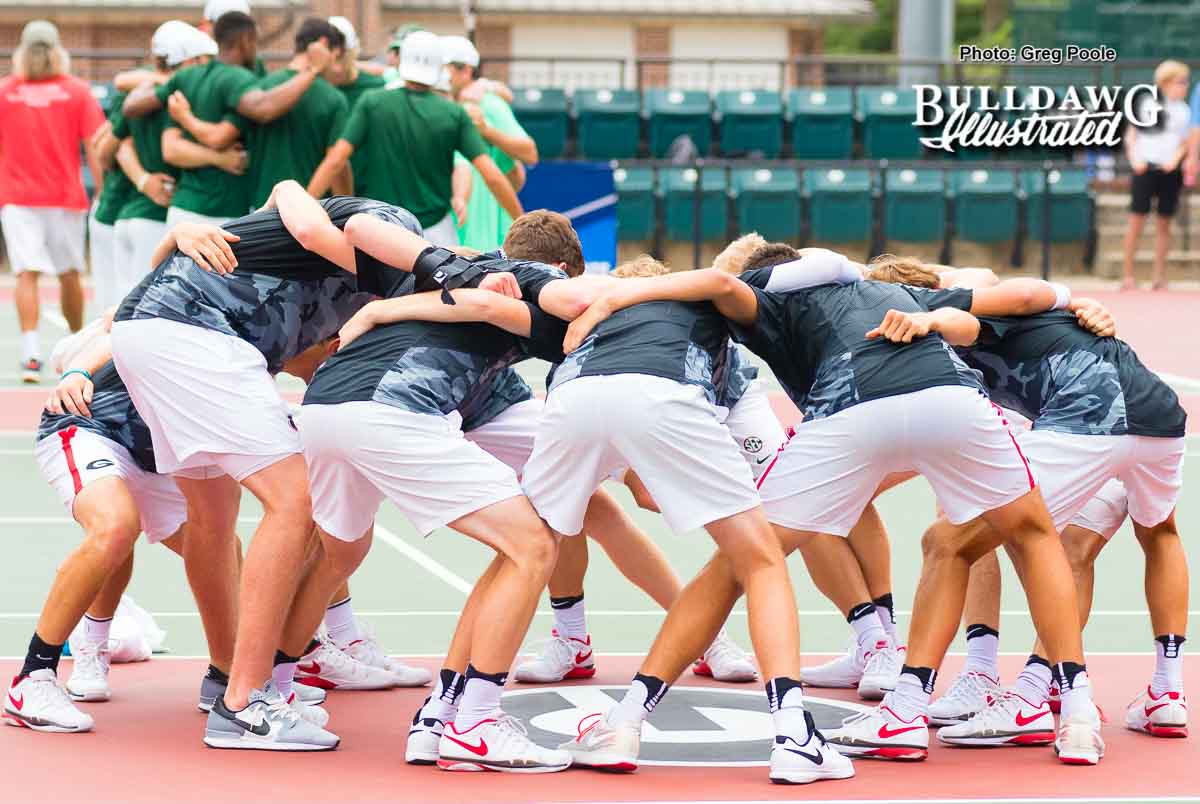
[767,677,810,740]
[873,594,900,644]
[20,330,39,362]
[848,602,889,662]
[1057,667,1094,719]
[419,668,465,722]
[886,671,933,722]
[272,660,297,701]
[83,614,112,646]
[963,624,1000,679]
[1152,634,1186,694]
[550,594,587,642]
[607,673,668,729]
[324,596,360,646]
[1014,655,1052,704]
[453,667,506,730]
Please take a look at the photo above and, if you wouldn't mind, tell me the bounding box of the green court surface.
[0,285,1196,662]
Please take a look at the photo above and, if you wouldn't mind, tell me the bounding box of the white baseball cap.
[153,22,217,67]
[203,0,251,22]
[400,30,443,86]
[440,35,479,67]
[328,16,358,51]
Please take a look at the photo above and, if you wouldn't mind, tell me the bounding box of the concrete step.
[1095,250,1200,279]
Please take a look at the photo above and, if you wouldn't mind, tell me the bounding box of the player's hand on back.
[166,90,193,125]
[478,271,521,299]
[47,371,94,418]
[143,172,176,207]
[563,294,618,353]
[1070,298,1116,338]
[175,222,241,274]
[337,301,382,351]
[866,309,933,343]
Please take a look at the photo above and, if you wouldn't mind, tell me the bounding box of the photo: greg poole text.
[958,45,1118,64]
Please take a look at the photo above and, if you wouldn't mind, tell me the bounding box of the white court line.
[1159,370,1200,394]
[372,522,473,595]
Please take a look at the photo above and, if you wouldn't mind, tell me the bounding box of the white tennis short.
[422,212,460,248]
[300,401,524,540]
[1,205,86,275]
[1018,429,1184,531]
[165,207,232,228]
[1067,478,1129,541]
[758,385,1036,536]
[463,397,542,474]
[88,214,119,309]
[110,318,300,480]
[522,374,761,536]
[35,428,186,543]
[721,380,788,481]
[113,217,168,302]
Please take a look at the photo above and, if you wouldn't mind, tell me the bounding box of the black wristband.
[411,246,488,305]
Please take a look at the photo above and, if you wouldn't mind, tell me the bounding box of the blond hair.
[712,232,767,275]
[14,42,69,80]
[613,254,669,278]
[1155,60,1189,90]
[864,254,941,288]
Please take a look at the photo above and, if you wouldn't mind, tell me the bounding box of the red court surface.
[1,654,1195,803]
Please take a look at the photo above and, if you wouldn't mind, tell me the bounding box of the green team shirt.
[94,93,134,226]
[113,103,179,223]
[456,93,527,251]
[155,60,257,218]
[248,69,348,208]
[338,86,487,228]
[337,71,387,197]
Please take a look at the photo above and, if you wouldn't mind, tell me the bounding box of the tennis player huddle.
[6,181,1187,785]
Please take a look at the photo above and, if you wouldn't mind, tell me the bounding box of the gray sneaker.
[293,682,327,705]
[198,673,226,713]
[203,681,340,751]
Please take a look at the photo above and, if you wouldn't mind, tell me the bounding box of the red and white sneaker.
[1056,701,1104,765]
[1048,683,1061,713]
[928,670,1001,726]
[800,639,862,689]
[693,629,757,682]
[559,712,640,772]
[439,712,571,773]
[937,689,1055,747]
[295,639,397,690]
[823,704,929,760]
[1125,687,1188,738]
[335,623,432,687]
[4,670,94,733]
[513,631,595,683]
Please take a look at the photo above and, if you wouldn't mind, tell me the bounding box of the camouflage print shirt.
[714,341,758,409]
[962,310,1186,437]
[115,197,421,373]
[37,361,158,473]
[732,273,985,420]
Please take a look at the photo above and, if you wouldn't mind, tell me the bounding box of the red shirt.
[0,74,105,209]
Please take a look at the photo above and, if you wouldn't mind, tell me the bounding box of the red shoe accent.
[1015,709,1051,727]
[574,649,593,664]
[564,665,597,679]
[1048,700,1061,714]
[443,733,489,756]
[296,677,338,690]
[692,660,713,677]
[868,746,927,761]
[1148,725,1189,738]
[1008,732,1055,745]
[5,713,28,728]
[437,759,487,772]
[1058,755,1097,765]
[8,690,24,711]
[592,761,638,773]
[297,661,321,675]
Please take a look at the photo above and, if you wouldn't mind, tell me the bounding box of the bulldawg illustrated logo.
[913,84,1160,154]
[501,685,869,765]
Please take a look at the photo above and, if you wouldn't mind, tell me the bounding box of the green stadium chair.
[662,167,728,242]
[715,90,783,158]
[511,87,569,159]
[884,168,945,242]
[732,168,800,241]
[856,86,923,160]
[787,87,854,159]
[950,169,1019,242]
[804,168,873,242]
[645,89,712,158]
[1022,168,1092,242]
[614,166,656,241]
[574,89,641,159]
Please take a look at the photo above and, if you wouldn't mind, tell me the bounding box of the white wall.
[511,21,634,90]
[669,23,789,91]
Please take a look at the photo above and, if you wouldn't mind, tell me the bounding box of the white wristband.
[1050,282,1071,310]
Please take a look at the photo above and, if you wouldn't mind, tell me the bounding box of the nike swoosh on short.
[755,455,771,464]
[877,723,925,739]
[444,734,489,756]
[1014,710,1051,727]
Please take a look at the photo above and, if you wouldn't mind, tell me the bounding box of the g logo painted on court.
[501,685,868,766]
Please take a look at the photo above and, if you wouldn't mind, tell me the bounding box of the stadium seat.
[574,88,641,159]
[1023,168,1092,242]
[715,90,783,158]
[662,166,728,241]
[950,169,1019,242]
[856,86,923,159]
[511,87,569,159]
[883,168,945,242]
[804,168,873,242]
[614,166,657,241]
[645,89,712,158]
[787,87,854,159]
[732,167,800,241]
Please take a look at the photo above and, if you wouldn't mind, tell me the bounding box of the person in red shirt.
[0,20,105,383]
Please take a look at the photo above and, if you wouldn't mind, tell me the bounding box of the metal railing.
[609,157,1102,279]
